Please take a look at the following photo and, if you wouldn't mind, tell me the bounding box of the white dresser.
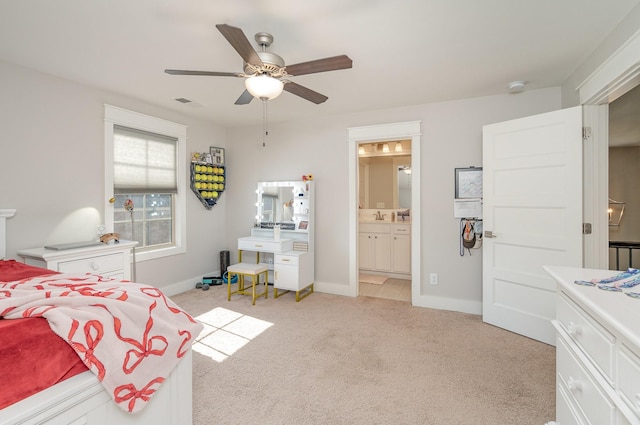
[544,266,640,425]
[18,240,138,280]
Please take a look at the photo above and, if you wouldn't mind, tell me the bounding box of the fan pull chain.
[262,98,268,147]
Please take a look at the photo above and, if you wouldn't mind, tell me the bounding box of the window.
[105,105,187,261]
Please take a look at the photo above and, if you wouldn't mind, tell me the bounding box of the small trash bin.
[220,250,230,276]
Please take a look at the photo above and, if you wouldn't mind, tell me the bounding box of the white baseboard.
[412,294,482,315]
[315,280,356,297]
[161,270,220,297]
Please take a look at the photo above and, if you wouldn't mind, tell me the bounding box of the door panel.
[483,106,583,345]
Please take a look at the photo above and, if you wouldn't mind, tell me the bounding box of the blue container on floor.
[222,271,238,284]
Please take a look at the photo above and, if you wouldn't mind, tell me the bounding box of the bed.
[0,211,201,425]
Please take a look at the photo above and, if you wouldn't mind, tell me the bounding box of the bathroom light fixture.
[383,143,390,153]
[358,146,365,155]
[245,75,284,100]
[395,142,402,152]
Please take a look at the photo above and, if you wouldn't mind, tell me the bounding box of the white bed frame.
[0,210,194,425]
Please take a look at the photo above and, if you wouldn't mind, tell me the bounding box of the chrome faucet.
[374,211,386,221]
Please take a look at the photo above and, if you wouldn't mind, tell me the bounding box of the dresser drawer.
[238,237,293,253]
[275,253,299,266]
[557,335,616,425]
[618,343,640,419]
[557,293,615,382]
[58,252,124,274]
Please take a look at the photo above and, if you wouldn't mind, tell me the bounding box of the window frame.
[104,105,187,262]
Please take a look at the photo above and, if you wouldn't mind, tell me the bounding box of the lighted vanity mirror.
[256,181,309,231]
[358,140,411,209]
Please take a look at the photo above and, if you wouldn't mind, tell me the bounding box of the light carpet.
[171,286,555,425]
[358,273,389,285]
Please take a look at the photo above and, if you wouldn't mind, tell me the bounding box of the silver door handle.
[485,231,496,238]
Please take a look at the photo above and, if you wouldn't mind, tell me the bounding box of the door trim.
[579,28,640,269]
[347,121,421,304]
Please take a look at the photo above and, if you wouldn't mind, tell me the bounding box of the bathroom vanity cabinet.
[392,224,411,274]
[359,222,410,276]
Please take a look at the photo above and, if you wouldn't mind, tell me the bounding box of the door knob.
[485,231,496,238]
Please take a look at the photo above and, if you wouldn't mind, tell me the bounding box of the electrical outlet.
[429,273,439,285]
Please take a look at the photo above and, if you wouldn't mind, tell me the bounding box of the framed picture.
[210,147,225,166]
[298,221,308,230]
[455,167,483,199]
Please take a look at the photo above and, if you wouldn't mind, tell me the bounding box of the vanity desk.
[237,180,314,301]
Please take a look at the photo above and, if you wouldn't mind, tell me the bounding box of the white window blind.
[114,125,177,194]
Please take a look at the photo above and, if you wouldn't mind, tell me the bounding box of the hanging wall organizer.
[190,147,226,210]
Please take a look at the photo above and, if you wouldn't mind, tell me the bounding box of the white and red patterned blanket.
[0,273,203,413]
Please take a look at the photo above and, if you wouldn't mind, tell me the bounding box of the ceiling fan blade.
[283,81,328,104]
[285,55,352,76]
[234,89,254,105]
[215,24,263,67]
[165,69,242,77]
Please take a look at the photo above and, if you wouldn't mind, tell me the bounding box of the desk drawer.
[557,293,615,382]
[58,253,123,274]
[275,254,299,266]
[238,238,293,253]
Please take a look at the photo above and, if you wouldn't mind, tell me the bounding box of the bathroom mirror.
[358,147,411,209]
[397,166,411,209]
[256,181,309,230]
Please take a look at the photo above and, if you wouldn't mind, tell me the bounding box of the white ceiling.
[0,0,639,129]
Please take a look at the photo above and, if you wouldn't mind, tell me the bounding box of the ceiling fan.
[165,24,353,105]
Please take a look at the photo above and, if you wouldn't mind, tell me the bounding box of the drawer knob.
[91,262,100,271]
[567,376,582,392]
[567,321,583,337]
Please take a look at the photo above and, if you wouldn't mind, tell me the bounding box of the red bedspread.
[0,318,88,409]
[0,261,203,413]
[0,260,79,409]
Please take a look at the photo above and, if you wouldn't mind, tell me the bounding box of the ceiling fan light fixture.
[245,75,284,100]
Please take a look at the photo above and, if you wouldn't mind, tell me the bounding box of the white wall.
[225,88,562,311]
[0,60,228,292]
[562,2,640,106]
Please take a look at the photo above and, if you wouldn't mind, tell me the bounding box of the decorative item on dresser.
[544,265,640,425]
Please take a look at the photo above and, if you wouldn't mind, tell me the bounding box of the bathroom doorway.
[347,121,422,306]
[357,140,412,302]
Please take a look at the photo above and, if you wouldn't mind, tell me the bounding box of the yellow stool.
[226,263,269,305]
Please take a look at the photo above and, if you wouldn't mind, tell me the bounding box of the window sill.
[132,245,186,262]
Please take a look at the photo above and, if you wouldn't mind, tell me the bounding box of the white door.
[482,106,583,345]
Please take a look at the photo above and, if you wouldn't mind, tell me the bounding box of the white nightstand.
[18,240,138,280]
